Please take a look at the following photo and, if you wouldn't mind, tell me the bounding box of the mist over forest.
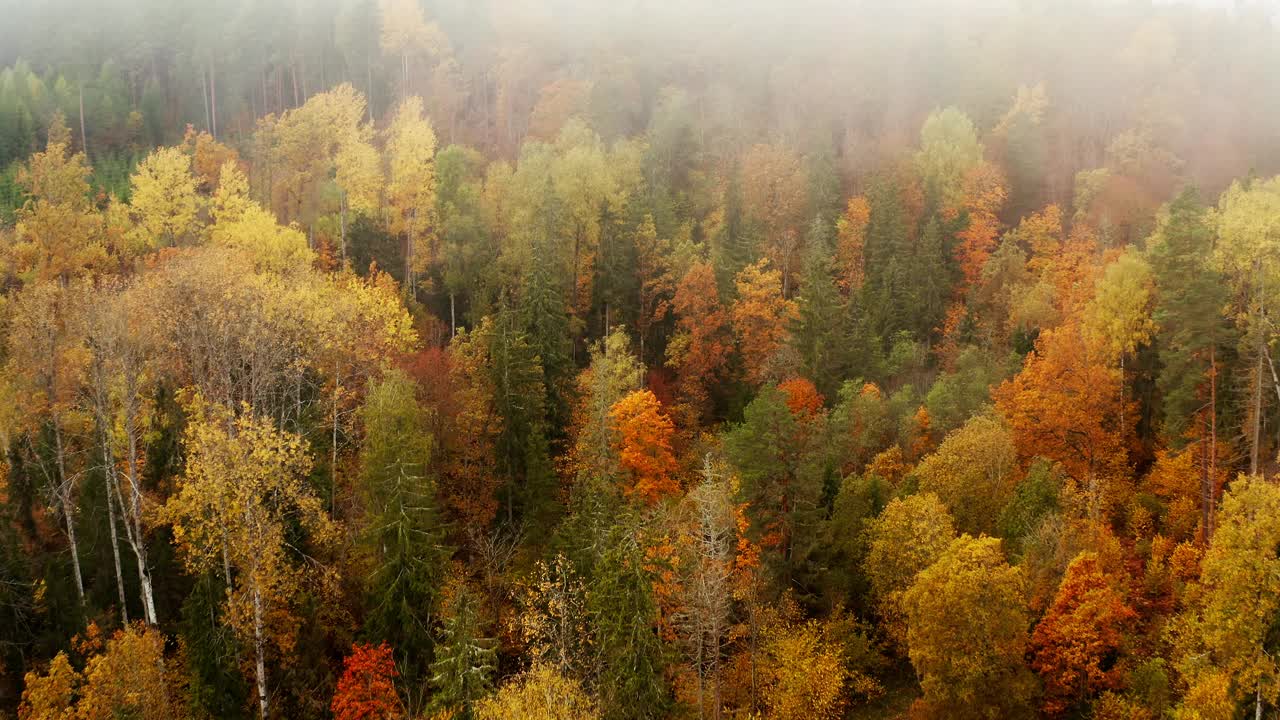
[1,1,1280,719]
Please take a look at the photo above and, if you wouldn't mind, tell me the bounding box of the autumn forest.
[1,0,1280,718]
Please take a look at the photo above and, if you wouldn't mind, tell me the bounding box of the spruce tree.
[430,588,497,718]
[793,217,848,399]
[359,369,450,680]
[1147,188,1234,444]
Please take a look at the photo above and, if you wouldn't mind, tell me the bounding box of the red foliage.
[332,642,401,720]
[1030,554,1136,716]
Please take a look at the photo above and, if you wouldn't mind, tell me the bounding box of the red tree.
[1030,553,1135,717]
[332,642,402,720]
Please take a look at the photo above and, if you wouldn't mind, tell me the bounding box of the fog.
[0,0,1277,205]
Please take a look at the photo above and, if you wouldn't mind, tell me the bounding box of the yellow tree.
[262,83,377,242]
[902,535,1036,719]
[1215,177,1280,475]
[1172,476,1280,720]
[161,396,336,720]
[334,134,382,260]
[9,113,106,284]
[913,415,1019,536]
[128,145,201,248]
[19,624,173,720]
[731,259,797,386]
[17,652,77,720]
[759,618,852,720]
[84,280,162,624]
[385,96,438,295]
[76,623,173,720]
[474,663,598,720]
[379,0,449,98]
[1082,247,1156,440]
[864,493,956,646]
[569,328,644,484]
[5,280,91,607]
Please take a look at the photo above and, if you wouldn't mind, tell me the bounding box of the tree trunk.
[53,421,86,608]
[340,193,347,261]
[124,404,157,624]
[253,582,269,720]
[331,360,341,517]
[102,442,129,625]
[210,60,218,140]
[1251,348,1264,476]
[366,48,374,123]
[78,83,88,157]
[450,292,456,339]
[201,68,212,135]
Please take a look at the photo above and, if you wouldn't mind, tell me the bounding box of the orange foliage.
[933,301,968,370]
[955,163,1007,289]
[610,389,681,505]
[1048,224,1103,317]
[332,642,402,720]
[907,406,933,461]
[669,262,732,422]
[867,445,908,486]
[1030,553,1135,717]
[778,377,824,418]
[408,339,502,529]
[835,196,871,293]
[181,125,242,192]
[731,260,797,385]
[993,321,1129,493]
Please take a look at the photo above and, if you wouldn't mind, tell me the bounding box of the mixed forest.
[2,0,1280,718]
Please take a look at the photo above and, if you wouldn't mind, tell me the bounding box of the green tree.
[725,385,825,594]
[913,416,1019,536]
[430,587,497,718]
[792,218,849,399]
[588,518,671,720]
[915,107,984,211]
[360,369,450,679]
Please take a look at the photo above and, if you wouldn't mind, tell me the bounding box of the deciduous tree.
[902,535,1036,719]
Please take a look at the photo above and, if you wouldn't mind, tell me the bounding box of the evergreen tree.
[725,385,826,595]
[712,166,757,295]
[486,312,556,527]
[862,176,913,342]
[793,217,849,399]
[588,517,671,720]
[359,369,451,679]
[430,587,497,719]
[1147,188,1234,444]
[521,207,574,435]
